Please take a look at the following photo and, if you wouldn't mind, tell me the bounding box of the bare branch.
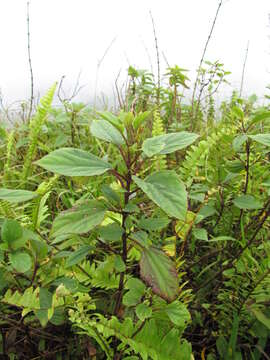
[240,41,250,97]
[149,11,161,108]
[27,1,34,122]
[191,0,224,122]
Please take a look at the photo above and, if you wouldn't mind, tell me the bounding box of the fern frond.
[3,130,15,187]
[180,125,237,185]
[0,200,16,218]
[152,109,167,171]
[22,83,57,184]
[23,174,59,229]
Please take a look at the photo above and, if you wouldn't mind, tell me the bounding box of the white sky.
[0,0,270,106]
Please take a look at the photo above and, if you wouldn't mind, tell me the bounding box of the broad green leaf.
[36,148,112,176]
[142,132,198,157]
[165,301,190,327]
[192,228,208,241]
[98,223,124,242]
[9,252,32,273]
[40,287,53,309]
[226,160,245,174]
[0,189,37,203]
[123,278,146,306]
[49,307,66,326]
[177,340,192,360]
[123,203,140,213]
[101,184,120,204]
[233,195,262,210]
[97,111,124,133]
[138,217,170,231]
[36,309,49,327]
[1,219,22,244]
[135,303,152,321]
[1,219,27,250]
[251,308,270,330]
[51,200,106,237]
[114,255,126,272]
[196,205,217,223]
[140,246,178,302]
[90,120,124,145]
[30,239,48,260]
[248,111,270,128]
[248,134,270,146]
[133,171,187,220]
[65,245,93,268]
[232,134,248,151]
[35,288,53,327]
[208,236,238,242]
[129,231,150,249]
[216,336,228,358]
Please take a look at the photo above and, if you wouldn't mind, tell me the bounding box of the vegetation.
[1,62,270,360]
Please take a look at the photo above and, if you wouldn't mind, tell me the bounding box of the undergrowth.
[0,63,270,360]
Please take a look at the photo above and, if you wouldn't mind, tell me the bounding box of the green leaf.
[248,111,270,128]
[251,308,270,330]
[165,301,190,327]
[40,288,53,309]
[1,219,26,250]
[231,106,244,119]
[233,195,262,210]
[35,288,53,327]
[97,111,124,133]
[135,303,152,321]
[90,120,124,145]
[138,217,170,231]
[98,223,124,242]
[123,278,146,306]
[133,111,151,130]
[9,252,32,273]
[216,336,228,358]
[0,269,8,291]
[65,245,93,268]
[140,246,178,302]
[36,148,112,176]
[142,132,198,157]
[226,160,245,174]
[1,219,22,244]
[192,228,208,241]
[133,171,187,220]
[0,189,37,203]
[232,134,248,151]
[101,185,120,205]
[114,255,126,272]
[226,313,239,360]
[248,134,270,146]
[30,239,48,260]
[51,200,106,237]
[49,307,66,326]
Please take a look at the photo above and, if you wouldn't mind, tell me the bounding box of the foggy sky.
[0,0,270,107]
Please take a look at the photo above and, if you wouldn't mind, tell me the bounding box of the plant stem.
[27,1,34,122]
[191,0,223,128]
[113,161,132,316]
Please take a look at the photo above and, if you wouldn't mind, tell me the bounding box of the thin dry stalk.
[240,41,250,97]
[27,1,34,122]
[94,37,117,110]
[149,11,161,108]
[191,0,223,120]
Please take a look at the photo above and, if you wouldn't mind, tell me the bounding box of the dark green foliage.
[1,66,270,359]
